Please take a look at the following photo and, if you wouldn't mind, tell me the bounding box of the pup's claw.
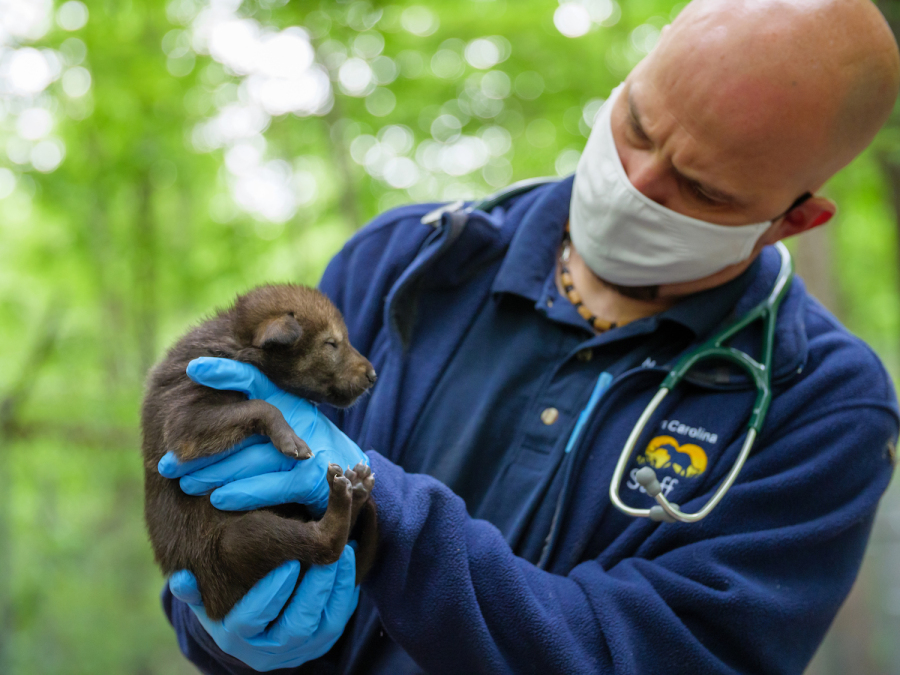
[271,430,312,460]
[326,463,344,488]
[284,436,312,460]
[332,475,352,494]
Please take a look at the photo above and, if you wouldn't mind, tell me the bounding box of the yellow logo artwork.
[637,435,708,478]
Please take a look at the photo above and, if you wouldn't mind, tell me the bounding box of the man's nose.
[621,149,675,208]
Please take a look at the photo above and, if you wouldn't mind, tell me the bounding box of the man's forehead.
[627,26,838,198]
[631,0,900,191]
[627,72,823,201]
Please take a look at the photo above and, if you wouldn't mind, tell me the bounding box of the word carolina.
[658,419,719,445]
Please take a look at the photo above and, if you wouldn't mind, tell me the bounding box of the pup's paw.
[332,475,352,493]
[275,432,312,461]
[330,472,353,511]
[346,462,374,496]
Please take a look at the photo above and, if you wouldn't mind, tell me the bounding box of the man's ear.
[253,314,303,349]
[777,196,837,239]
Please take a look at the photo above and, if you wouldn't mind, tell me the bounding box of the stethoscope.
[423,179,794,562]
[609,239,793,523]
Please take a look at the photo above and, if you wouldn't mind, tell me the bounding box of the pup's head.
[232,284,376,408]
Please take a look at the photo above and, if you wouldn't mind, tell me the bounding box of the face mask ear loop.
[779,192,813,220]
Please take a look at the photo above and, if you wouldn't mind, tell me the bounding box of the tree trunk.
[878,160,900,332]
[791,225,843,318]
[878,0,900,354]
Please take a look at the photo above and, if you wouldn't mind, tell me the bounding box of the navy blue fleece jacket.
[165,177,899,674]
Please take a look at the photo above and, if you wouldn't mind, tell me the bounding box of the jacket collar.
[391,177,809,384]
[491,176,760,342]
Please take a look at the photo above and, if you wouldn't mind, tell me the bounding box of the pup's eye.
[324,339,338,349]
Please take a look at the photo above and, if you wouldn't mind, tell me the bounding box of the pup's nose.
[366,367,377,384]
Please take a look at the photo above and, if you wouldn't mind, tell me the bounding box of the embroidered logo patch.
[636,435,708,479]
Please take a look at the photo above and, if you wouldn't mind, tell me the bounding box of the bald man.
[163,1,900,673]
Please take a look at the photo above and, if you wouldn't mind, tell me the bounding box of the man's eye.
[688,182,723,206]
[627,119,651,147]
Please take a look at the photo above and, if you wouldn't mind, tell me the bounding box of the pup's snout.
[366,367,377,384]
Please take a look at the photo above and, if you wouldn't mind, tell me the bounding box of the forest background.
[1,0,900,672]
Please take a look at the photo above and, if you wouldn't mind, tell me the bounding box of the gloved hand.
[157,357,368,515]
[169,546,360,671]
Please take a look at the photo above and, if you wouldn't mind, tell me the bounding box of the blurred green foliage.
[0,0,898,673]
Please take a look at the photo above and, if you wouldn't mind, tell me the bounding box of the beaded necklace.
[558,238,617,333]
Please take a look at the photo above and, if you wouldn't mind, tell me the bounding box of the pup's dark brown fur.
[142,284,378,620]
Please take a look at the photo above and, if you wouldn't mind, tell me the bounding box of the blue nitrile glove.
[157,357,368,515]
[169,545,360,671]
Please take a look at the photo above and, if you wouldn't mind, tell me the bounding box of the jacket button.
[540,408,559,425]
[576,349,593,362]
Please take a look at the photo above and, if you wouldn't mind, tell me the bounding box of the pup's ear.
[252,314,302,349]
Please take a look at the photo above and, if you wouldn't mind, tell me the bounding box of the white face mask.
[569,84,773,287]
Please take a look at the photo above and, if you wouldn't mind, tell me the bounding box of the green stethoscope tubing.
[609,241,795,524]
[436,178,795,530]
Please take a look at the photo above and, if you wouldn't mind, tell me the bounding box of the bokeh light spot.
[555,148,582,176]
[431,114,462,143]
[16,108,53,140]
[631,24,661,54]
[366,88,397,117]
[378,125,415,155]
[465,38,501,70]
[554,4,591,38]
[59,37,86,65]
[339,57,375,97]
[481,70,511,100]
[56,1,88,31]
[400,6,439,37]
[353,32,385,59]
[371,55,399,85]
[0,168,15,199]
[31,138,65,172]
[7,48,54,95]
[431,49,465,80]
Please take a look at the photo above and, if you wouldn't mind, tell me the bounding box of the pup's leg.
[344,462,375,527]
[351,500,378,585]
[164,394,311,462]
[343,462,378,584]
[201,464,354,620]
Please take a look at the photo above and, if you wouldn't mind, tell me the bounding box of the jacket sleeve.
[362,399,897,675]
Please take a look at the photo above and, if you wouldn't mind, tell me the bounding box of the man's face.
[569,0,898,299]
[608,30,831,229]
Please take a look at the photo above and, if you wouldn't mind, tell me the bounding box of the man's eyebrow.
[627,88,743,207]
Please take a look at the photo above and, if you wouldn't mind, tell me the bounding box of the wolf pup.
[142,283,378,620]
